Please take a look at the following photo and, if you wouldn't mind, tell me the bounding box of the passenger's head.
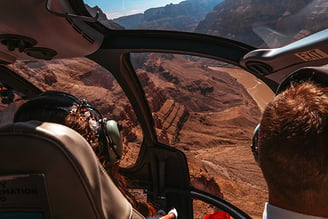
[14,91,158,217]
[258,81,328,215]
[14,91,123,165]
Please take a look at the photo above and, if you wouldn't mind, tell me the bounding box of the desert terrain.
[1,54,274,218]
[134,54,274,218]
[184,66,273,218]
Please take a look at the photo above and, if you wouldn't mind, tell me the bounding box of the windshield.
[131,53,273,218]
[0,1,327,218]
[84,0,328,48]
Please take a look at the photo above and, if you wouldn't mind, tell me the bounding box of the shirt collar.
[263,202,328,219]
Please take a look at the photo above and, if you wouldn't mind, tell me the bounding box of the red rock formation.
[2,53,266,218]
[155,99,189,144]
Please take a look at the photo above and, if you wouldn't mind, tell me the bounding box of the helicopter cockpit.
[0,0,327,218]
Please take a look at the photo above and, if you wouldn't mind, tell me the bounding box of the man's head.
[258,81,328,215]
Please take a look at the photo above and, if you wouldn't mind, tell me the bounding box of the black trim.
[97,29,277,90]
[87,52,156,146]
[100,30,254,65]
[0,65,42,98]
[87,30,271,145]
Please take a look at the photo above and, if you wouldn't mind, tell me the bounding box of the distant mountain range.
[113,0,223,31]
[196,0,328,47]
[110,0,328,47]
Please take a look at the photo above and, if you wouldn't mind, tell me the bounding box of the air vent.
[0,34,37,52]
[66,18,95,44]
[24,47,57,60]
[245,61,273,75]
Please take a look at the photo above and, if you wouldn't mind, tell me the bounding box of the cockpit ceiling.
[0,0,103,63]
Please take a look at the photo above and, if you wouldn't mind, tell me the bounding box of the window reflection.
[132,52,272,218]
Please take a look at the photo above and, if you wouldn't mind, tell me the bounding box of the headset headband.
[276,66,328,94]
[14,90,123,163]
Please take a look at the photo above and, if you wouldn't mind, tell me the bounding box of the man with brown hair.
[256,69,328,218]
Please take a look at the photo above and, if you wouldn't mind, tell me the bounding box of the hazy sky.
[84,0,183,19]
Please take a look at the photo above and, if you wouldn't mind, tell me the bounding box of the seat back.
[0,121,144,219]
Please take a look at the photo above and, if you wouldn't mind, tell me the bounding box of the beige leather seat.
[0,121,144,219]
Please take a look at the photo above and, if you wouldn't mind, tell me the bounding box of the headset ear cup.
[104,120,123,162]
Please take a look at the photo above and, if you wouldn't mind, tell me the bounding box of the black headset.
[14,90,123,163]
[251,66,328,163]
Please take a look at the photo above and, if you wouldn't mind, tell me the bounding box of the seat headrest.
[0,121,144,219]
